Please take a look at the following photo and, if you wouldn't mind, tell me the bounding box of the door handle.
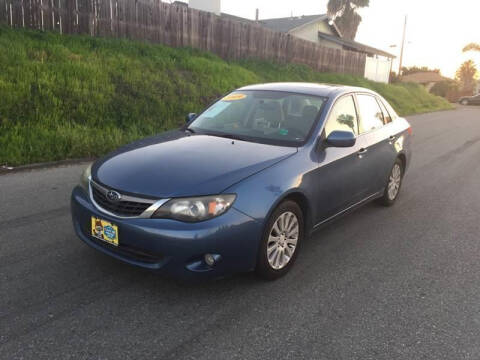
[388,135,396,144]
[357,148,368,158]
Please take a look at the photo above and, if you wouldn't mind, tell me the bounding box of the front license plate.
[91,217,119,246]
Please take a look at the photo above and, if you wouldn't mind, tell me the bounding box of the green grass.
[0,26,453,166]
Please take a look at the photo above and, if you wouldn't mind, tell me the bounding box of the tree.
[463,43,480,52]
[455,60,478,92]
[389,71,400,83]
[401,66,441,76]
[327,0,369,40]
[431,80,461,101]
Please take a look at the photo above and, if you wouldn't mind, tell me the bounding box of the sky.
[217,0,480,78]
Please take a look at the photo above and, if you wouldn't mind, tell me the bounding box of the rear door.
[355,93,394,195]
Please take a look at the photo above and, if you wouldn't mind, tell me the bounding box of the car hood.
[93,130,297,198]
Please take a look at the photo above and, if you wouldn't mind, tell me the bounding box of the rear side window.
[380,97,399,120]
[377,98,392,124]
[357,94,385,133]
[324,95,358,137]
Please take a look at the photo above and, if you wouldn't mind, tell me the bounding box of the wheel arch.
[397,152,407,172]
[267,190,314,235]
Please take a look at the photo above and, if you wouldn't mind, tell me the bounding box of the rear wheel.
[255,200,304,280]
[378,159,404,207]
[461,99,469,105]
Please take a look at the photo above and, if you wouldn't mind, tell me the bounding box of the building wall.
[290,20,335,44]
[317,38,343,50]
[424,82,437,92]
[189,0,221,15]
[364,56,392,83]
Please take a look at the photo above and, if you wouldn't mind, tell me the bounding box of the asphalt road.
[1,106,480,360]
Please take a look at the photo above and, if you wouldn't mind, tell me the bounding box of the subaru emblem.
[106,190,121,202]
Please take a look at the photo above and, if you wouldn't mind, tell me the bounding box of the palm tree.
[327,0,370,40]
[463,43,480,52]
[456,60,478,92]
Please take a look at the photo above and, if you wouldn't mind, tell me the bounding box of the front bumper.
[71,186,262,280]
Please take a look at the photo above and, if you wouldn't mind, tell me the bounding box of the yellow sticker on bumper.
[91,217,119,246]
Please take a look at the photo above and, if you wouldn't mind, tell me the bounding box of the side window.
[380,97,399,120]
[357,94,385,133]
[377,98,392,124]
[324,95,358,137]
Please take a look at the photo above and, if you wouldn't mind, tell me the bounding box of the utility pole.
[398,15,407,76]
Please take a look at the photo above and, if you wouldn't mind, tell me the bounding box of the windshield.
[189,90,327,146]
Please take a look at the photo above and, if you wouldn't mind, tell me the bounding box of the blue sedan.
[71,83,412,280]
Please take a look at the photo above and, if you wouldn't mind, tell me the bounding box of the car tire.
[377,158,404,207]
[461,99,469,105]
[255,200,304,281]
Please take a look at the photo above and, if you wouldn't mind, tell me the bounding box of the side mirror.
[326,130,356,148]
[186,113,197,123]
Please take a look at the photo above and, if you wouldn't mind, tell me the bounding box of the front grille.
[91,182,154,217]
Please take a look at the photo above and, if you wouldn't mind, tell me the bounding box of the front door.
[314,95,366,223]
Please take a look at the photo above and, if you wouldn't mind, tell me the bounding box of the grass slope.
[0,27,452,166]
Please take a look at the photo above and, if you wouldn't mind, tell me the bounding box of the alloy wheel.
[267,211,299,270]
[388,163,402,200]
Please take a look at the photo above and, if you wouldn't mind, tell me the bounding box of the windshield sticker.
[223,93,247,101]
[279,129,289,136]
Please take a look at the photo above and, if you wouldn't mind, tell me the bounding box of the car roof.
[238,82,377,98]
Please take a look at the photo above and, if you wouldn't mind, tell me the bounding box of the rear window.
[377,98,392,124]
[379,97,399,120]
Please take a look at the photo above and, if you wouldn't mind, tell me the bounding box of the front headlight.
[152,194,236,222]
[80,163,92,192]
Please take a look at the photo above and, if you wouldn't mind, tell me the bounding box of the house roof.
[220,12,257,24]
[219,11,393,59]
[317,32,395,58]
[220,13,343,37]
[259,14,330,33]
[400,72,448,84]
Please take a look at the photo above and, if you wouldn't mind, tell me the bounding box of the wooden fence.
[0,0,366,75]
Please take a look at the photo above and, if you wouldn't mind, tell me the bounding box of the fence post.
[58,0,61,33]
[20,0,24,26]
[109,0,112,34]
[40,0,43,29]
[74,0,77,27]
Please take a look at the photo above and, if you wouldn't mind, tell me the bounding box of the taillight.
[407,127,413,135]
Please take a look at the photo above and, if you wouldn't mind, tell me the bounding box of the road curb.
[1,158,95,175]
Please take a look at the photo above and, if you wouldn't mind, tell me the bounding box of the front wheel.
[461,99,469,105]
[255,201,304,280]
[378,159,404,207]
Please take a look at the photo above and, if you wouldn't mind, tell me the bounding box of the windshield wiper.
[207,133,248,141]
[185,127,196,134]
